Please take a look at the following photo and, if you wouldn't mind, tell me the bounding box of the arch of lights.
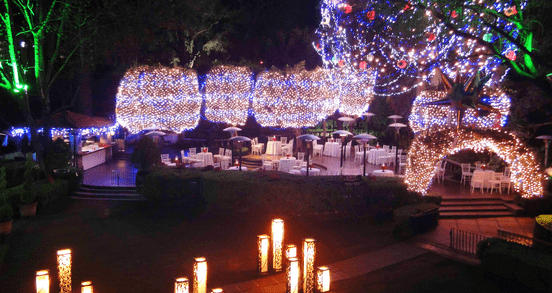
[405,127,543,198]
[252,67,340,128]
[315,0,524,96]
[204,65,254,126]
[408,87,511,133]
[115,66,202,133]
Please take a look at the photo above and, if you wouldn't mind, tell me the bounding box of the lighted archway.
[405,127,543,198]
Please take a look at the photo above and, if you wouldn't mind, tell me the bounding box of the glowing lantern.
[359,61,367,70]
[506,50,517,61]
[302,238,316,293]
[344,4,352,14]
[286,257,300,293]
[257,235,270,274]
[338,60,345,67]
[285,244,297,259]
[272,219,284,272]
[397,60,407,69]
[36,270,49,293]
[175,277,189,293]
[427,33,436,42]
[504,6,518,16]
[316,266,331,292]
[483,33,493,42]
[210,289,223,293]
[451,10,458,18]
[367,10,375,20]
[57,249,72,293]
[81,281,93,293]
[193,257,207,293]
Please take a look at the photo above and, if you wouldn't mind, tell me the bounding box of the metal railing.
[450,228,489,255]
[111,170,138,187]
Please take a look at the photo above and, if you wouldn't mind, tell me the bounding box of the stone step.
[439,205,510,212]
[71,193,146,201]
[440,210,514,219]
[441,200,504,207]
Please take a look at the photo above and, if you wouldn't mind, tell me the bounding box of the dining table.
[472,169,496,189]
[368,149,388,164]
[323,141,341,157]
[372,169,394,177]
[300,167,320,176]
[266,140,282,156]
[228,166,248,171]
[279,156,297,173]
[195,152,214,167]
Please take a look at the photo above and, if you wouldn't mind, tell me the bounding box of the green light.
[483,33,493,42]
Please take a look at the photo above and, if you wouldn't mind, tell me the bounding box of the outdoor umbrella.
[338,116,355,132]
[354,133,377,176]
[388,115,403,122]
[297,134,321,176]
[144,130,166,136]
[223,127,242,137]
[229,136,251,171]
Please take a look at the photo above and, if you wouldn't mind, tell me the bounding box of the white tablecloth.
[266,140,282,156]
[196,152,214,167]
[372,170,394,177]
[279,157,297,173]
[228,166,247,171]
[368,149,388,164]
[324,142,341,157]
[300,167,320,176]
[472,170,495,189]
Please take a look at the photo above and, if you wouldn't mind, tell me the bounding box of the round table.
[266,140,282,156]
[372,170,394,177]
[368,149,388,164]
[228,166,247,171]
[300,167,320,176]
[279,157,297,173]
[195,152,214,167]
[324,142,341,157]
[472,170,495,189]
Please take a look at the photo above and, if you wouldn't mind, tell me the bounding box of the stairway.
[439,197,522,219]
[72,184,145,201]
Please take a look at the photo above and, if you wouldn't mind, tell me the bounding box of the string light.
[405,127,543,198]
[409,88,510,133]
[204,65,253,126]
[116,65,202,133]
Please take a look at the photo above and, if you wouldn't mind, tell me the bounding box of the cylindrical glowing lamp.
[57,249,72,293]
[210,289,223,293]
[272,219,284,271]
[285,244,297,260]
[175,277,189,293]
[316,266,330,292]
[257,235,270,274]
[193,257,207,293]
[286,257,300,293]
[302,238,316,293]
[36,270,49,293]
[81,281,93,293]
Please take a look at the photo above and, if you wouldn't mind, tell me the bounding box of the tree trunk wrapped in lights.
[257,235,270,274]
[405,127,543,197]
[116,65,202,133]
[175,277,189,293]
[57,249,72,293]
[204,65,252,125]
[316,266,331,292]
[193,257,207,293]
[286,257,300,293]
[271,219,284,272]
[302,238,316,293]
[36,270,49,293]
[252,67,340,128]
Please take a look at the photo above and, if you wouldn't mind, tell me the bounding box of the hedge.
[141,169,421,217]
[1,179,69,210]
[0,161,42,188]
[477,237,552,292]
[393,203,439,239]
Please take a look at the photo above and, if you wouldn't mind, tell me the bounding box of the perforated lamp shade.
[229,136,251,171]
[297,135,320,176]
[354,133,377,176]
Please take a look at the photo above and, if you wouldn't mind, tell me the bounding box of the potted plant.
[19,158,37,217]
[0,202,13,235]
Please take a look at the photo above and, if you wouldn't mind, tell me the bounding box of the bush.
[141,169,421,218]
[1,179,68,210]
[0,161,41,188]
[393,203,439,239]
[0,202,13,222]
[43,138,71,171]
[53,167,82,194]
[131,137,161,170]
[477,237,552,292]
[514,195,552,216]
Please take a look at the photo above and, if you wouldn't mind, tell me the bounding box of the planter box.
[409,208,439,235]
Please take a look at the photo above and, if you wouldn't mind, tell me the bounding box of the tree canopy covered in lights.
[336,68,377,116]
[116,66,202,133]
[409,87,511,133]
[204,65,254,126]
[315,0,549,96]
[252,67,340,128]
[405,127,543,198]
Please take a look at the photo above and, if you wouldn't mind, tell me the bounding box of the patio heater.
[297,134,320,176]
[362,112,375,133]
[338,116,355,133]
[224,127,242,163]
[354,133,377,176]
[333,130,353,169]
[229,136,251,171]
[389,123,407,173]
[537,135,552,168]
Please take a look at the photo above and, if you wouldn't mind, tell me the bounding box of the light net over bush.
[116,66,201,133]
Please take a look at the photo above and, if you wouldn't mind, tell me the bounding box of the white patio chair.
[398,155,407,174]
[221,160,229,170]
[280,136,287,144]
[252,138,264,155]
[474,162,482,170]
[354,145,363,162]
[261,154,273,170]
[489,172,503,194]
[344,141,352,158]
[461,163,473,185]
[214,148,225,161]
[471,171,485,193]
[189,148,197,158]
[501,167,512,194]
[313,140,323,157]
[434,160,447,183]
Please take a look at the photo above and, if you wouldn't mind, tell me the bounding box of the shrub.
[43,138,71,171]
[131,137,161,170]
[21,158,37,204]
[1,179,68,209]
[477,237,552,292]
[0,243,8,263]
[0,161,41,188]
[393,203,439,239]
[53,167,82,194]
[0,202,13,222]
